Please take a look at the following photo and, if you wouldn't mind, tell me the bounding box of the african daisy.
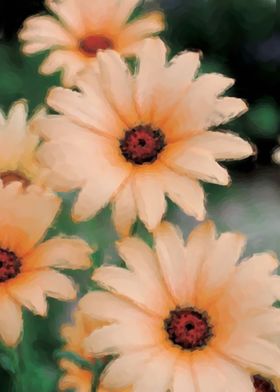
[37,39,253,235]
[19,0,164,87]
[0,182,92,347]
[79,221,280,391]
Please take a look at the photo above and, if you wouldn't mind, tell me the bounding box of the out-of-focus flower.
[0,100,47,188]
[19,0,164,87]
[272,142,280,165]
[0,183,92,347]
[80,220,280,391]
[59,310,96,392]
[37,39,253,235]
[251,374,280,391]
[59,309,131,392]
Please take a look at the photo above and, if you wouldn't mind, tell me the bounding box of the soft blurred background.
[0,0,279,390]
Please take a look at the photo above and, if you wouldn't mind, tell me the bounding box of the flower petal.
[79,291,153,324]
[86,322,162,355]
[117,236,174,313]
[72,163,129,222]
[40,50,86,88]
[35,269,77,301]
[0,288,23,346]
[19,15,76,51]
[7,272,47,316]
[154,51,201,125]
[187,131,253,160]
[112,180,137,237]
[133,168,167,231]
[133,349,177,392]
[197,231,246,307]
[154,222,188,305]
[118,12,165,54]
[135,38,167,123]
[101,348,157,389]
[22,237,92,271]
[96,50,139,126]
[159,166,205,221]
[0,183,60,254]
[172,358,195,392]
[92,265,167,316]
[47,87,123,138]
[162,145,230,185]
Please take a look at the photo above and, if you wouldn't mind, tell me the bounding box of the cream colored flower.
[0,100,47,188]
[59,309,131,392]
[37,39,253,235]
[79,220,280,391]
[0,182,92,347]
[19,0,164,87]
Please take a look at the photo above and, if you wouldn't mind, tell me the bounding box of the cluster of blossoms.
[0,0,279,391]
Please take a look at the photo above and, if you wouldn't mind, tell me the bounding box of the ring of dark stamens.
[120,125,166,165]
[164,307,213,351]
[253,375,277,392]
[79,34,113,57]
[0,248,21,283]
[0,171,30,188]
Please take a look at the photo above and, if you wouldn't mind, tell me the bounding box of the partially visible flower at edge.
[0,100,48,189]
[0,182,92,347]
[59,309,131,392]
[19,0,164,87]
[36,38,254,236]
[79,220,280,391]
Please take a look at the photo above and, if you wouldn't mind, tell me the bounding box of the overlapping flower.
[80,221,280,391]
[0,182,92,347]
[19,0,164,87]
[36,38,253,235]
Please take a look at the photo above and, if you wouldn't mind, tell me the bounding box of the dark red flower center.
[0,248,21,283]
[79,35,113,57]
[120,125,166,165]
[253,375,277,392]
[164,307,213,350]
[0,171,30,188]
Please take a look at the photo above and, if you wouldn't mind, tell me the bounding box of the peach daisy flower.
[79,221,280,391]
[37,39,253,235]
[0,182,92,347]
[0,100,46,188]
[59,309,131,392]
[19,0,164,87]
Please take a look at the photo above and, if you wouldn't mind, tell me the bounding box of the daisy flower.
[0,100,46,188]
[59,309,131,392]
[79,220,280,391]
[0,182,92,347]
[37,39,253,235]
[19,0,164,87]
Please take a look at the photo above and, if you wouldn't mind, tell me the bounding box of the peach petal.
[0,288,23,347]
[22,237,92,271]
[34,269,77,301]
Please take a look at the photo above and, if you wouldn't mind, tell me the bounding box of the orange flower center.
[253,375,276,392]
[0,249,21,282]
[79,35,113,57]
[0,171,30,188]
[164,307,213,350]
[120,125,166,165]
